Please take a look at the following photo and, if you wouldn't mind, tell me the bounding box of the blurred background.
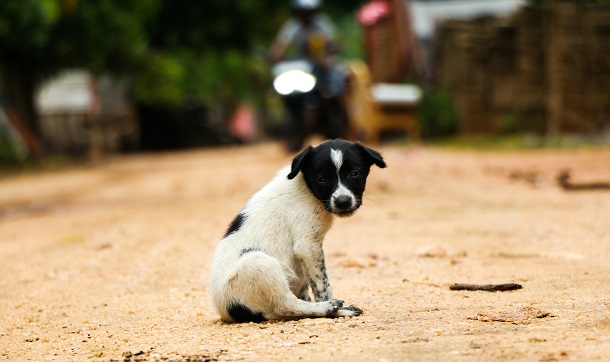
[1,0,609,167]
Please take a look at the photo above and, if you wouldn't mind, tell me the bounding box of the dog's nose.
[334,195,353,210]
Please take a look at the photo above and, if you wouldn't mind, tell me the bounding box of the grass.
[0,154,76,179]
[428,133,610,151]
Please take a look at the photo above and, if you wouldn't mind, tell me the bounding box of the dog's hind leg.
[227,252,352,321]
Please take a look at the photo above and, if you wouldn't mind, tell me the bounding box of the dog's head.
[287,139,386,217]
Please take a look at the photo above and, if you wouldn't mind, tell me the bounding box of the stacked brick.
[435,4,610,135]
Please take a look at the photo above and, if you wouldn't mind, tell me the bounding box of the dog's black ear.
[287,146,313,179]
[356,143,386,169]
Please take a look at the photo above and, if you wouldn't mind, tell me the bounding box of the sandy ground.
[1,141,609,361]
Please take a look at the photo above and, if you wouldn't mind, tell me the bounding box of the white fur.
[209,166,361,322]
[330,148,356,211]
[331,148,343,171]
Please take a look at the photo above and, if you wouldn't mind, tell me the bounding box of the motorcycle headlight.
[273,70,316,95]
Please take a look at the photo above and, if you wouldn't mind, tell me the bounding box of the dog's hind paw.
[336,304,363,317]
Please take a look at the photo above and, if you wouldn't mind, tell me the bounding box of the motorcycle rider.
[270,0,347,151]
[271,0,337,61]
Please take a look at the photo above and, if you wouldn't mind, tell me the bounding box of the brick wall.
[435,4,610,135]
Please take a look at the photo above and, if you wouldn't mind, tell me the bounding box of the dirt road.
[1,142,609,361]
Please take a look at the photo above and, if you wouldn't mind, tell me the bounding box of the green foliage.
[0,135,23,164]
[44,0,159,74]
[147,0,285,53]
[0,0,369,114]
[133,49,269,107]
[130,0,287,105]
[0,0,59,63]
[133,53,185,106]
[434,134,610,150]
[324,0,367,17]
[528,0,609,4]
[336,15,364,61]
[417,89,458,139]
[499,114,520,134]
[0,0,160,74]
[131,0,364,106]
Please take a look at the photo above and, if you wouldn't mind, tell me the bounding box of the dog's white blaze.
[330,148,343,172]
[330,148,356,210]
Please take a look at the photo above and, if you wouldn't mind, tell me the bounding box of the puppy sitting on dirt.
[209,139,386,322]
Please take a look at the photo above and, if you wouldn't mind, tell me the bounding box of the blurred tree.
[43,0,158,73]
[94,0,367,112]
[528,0,609,3]
[0,0,60,137]
[0,0,366,150]
[0,0,58,62]
[135,0,289,107]
[0,0,159,142]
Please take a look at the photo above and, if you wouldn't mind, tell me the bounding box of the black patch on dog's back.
[224,212,246,237]
[228,303,266,323]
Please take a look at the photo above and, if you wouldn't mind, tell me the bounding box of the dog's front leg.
[307,252,333,302]
[294,241,332,302]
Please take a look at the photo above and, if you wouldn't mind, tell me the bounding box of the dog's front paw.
[324,299,344,315]
[336,304,363,317]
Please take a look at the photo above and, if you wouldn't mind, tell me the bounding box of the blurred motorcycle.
[272,58,348,152]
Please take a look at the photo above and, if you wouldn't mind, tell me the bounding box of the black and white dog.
[209,139,386,322]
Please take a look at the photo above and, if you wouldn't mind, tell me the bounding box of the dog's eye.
[317,176,328,184]
[349,170,360,179]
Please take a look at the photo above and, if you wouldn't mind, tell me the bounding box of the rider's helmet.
[291,0,321,11]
